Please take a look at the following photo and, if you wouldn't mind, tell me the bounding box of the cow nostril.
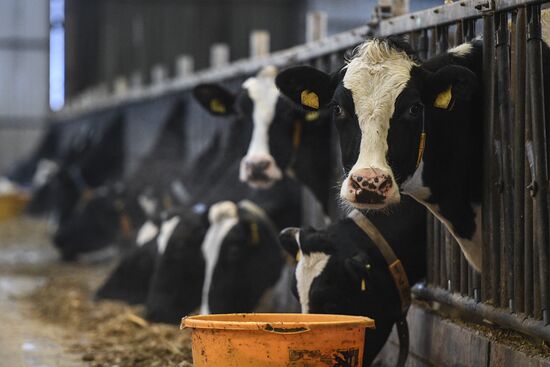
[257,160,270,170]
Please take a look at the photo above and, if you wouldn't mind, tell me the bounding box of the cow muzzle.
[239,155,282,188]
[341,167,399,208]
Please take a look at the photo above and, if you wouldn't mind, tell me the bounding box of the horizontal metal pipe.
[413,283,550,342]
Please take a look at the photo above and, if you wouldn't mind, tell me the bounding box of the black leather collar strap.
[348,209,411,367]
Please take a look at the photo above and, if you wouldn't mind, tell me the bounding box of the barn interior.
[1,0,550,366]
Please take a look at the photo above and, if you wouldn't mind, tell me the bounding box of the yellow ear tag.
[305,111,320,122]
[301,90,319,110]
[296,250,302,262]
[119,214,133,239]
[433,86,452,109]
[250,222,260,246]
[361,278,367,292]
[210,99,227,114]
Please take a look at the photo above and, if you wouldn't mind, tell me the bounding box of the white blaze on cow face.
[199,201,239,314]
[136,220,159,247]
[33,159,59,187]
[157,215,180,255]
[138,194,157,218]
[239,66,283,188]
[340,40,417,208]
[293,233,330,313]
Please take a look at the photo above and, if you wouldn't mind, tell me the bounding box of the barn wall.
[0,0,49,173]
[64,0,307,99]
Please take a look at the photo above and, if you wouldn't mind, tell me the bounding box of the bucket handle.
[263,324,310,334]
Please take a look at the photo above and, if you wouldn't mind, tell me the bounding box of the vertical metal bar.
[496,10,515,312]
[526,4,549,324]
[524,37,535,316]
[433,216,441,287]
[440,226,447,289]
[456,20,464,45]
[427,212,434,285]
[429,28,437,58]
[482,12,498,305]
[460,254,468,295]
[512,7,526,314]
[419,29,429,60]
[436,25,449,54]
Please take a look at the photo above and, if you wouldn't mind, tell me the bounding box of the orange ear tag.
[361,278,367,292]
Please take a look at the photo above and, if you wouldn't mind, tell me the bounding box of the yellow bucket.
[0,193,30,222]
[181,313,375,367]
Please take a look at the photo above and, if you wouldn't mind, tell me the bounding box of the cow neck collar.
[348,209,411,367]
[415,105,427,169]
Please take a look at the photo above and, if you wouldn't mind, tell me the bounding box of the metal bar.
[524,28,535,316]
[482,12,498,305]
[413,284,550,343]
[526,3,549,324]
[418,29,429,60]
[427,212,435,285]
[378,0,550,36]
[495,10,516,312]
[436,214,442,286]
[512,7,526,314]
[460,254,468,295]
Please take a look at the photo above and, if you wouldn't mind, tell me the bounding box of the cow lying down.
[146,177,301,323]
[279,195,426,367]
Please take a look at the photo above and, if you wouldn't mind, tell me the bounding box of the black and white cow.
[279,196,426,366]
[192,66,333,208]
[145,176,302,323]
[26,114,125,226]
[276,36,546,271]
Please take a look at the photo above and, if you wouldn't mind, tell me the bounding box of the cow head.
[277,38,479,210]
[194,66,318,189]
[200,200,284,314]
[279,223,403,366]
[145,208,209,324]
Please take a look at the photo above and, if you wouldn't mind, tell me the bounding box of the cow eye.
[408,103,423,117]
[333,104,344,118]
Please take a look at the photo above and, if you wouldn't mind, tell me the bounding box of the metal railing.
[53,0,550,343]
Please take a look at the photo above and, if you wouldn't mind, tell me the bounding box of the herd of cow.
[2,34,550,366]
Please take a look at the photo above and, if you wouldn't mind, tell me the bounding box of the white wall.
[0,0,49,172]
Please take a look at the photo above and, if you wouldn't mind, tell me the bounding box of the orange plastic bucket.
[181,313,375,367]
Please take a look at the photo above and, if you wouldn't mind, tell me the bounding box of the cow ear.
[193,83,236,116]
[279,227,301,260]
[344,252,372,292]
[276,66,332,111]
[423,65,478,110]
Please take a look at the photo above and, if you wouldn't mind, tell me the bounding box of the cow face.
[200,200,284,314]
[277,39,478,210]
[145,208,208,324]
[279,226,381,316]
[194,66,315,189]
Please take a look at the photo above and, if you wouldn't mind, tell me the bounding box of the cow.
[52,102,189,261]
[275,35,550,271]
[279,195,426,367]
[193,66,334,211]
[26,114,125,227]
[145,177,302,323]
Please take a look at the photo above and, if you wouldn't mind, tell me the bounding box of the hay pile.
[26,276,194,367]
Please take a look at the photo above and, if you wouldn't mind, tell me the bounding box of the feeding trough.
[182,313,375,367]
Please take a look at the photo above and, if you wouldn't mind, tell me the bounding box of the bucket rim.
[181,313,375,331]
